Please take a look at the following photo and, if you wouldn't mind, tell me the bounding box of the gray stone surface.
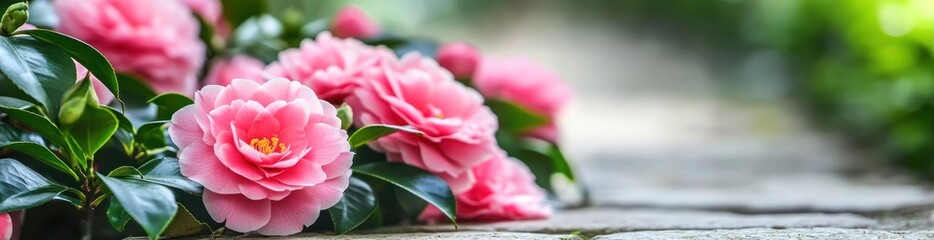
[370,208,877,236]
[590,174,934,213]
[592,228,934,240]
[239,232,579,240]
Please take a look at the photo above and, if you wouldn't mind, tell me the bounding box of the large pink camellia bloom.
[331,5,381,39]
[266,32,393,104]
[473,58,573,142]
[203,56,266,87]
[0,213,10,240]
[419,152,552,223]
[54,0,205,95]
[169,78,352,235]
[345,53,499,193]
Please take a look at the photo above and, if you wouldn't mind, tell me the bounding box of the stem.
[81,176,96,240]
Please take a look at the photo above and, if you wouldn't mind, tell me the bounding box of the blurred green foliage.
[607,0,934,175]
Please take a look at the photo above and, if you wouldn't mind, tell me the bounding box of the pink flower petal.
[203,191,271,233]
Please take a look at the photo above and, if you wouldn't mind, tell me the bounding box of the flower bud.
[437,42,481,80]
[1,2,28,35]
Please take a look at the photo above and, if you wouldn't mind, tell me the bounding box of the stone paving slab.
[592,228,934,240]
[590,174,934,214]
[369,208,877,236]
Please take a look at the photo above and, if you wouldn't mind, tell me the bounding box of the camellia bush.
[0,0,578,239]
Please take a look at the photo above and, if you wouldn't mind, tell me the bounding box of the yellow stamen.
[249,137,286,155]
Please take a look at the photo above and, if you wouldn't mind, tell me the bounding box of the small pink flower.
[0,212,10,240]
[436,42,481,79]
[266,32,394,104]
[54,0,205,95]
[419,152,552,223]
[169,78,352,235]
[473,58,573,142]
[346,53,499,193]
[331,5,380,39]
[203,56,266,87]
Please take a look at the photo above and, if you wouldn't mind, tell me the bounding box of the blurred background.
[254,0,934,214]
[262,0,934,197]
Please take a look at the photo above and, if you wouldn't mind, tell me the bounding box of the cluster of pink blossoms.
[52,1,566,235]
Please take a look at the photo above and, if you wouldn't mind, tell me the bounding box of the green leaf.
[99,174,177,240]
[147,93,193,121]
[348,124,424,149]
[0,104,67,148]
[0,96,32,109]
[486,99,549,133]
[103,105,134,133]
[0,142,77,181]
[106,197,131,232]
[116,73,157,125]
[163,204,210,237]
[66,104,118,156]
[0,35,77,119]
[336,103,353,130]
[329,177,378,234]
[0,121,44,145]
[0,158,71,212]
[352,162,456,223]
[137,158,202,194]
[16,29,120,104]
[221,0,268,28]
[136,120,169,149]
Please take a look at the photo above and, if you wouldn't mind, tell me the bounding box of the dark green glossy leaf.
[0,141,76,180]
[486,99,549,133]
[329,177,377,234]
[136,120,168,149]
[0,185,68,213]
[17,29,120,104]
[0,121,44,145]
[0,35,76,119]
[106,197,131,232]
[0,96,32,109]
[137,158,202,194]
[348,124,424,149]
[0,104,66,148]
[116,73,157,126]
[0,158,71,212]
[99,174,177,240]
[147,93,193,121]
[66,104,118,156]
[352,162,456,223]
[163,204,210,237]
[221,0,267,28]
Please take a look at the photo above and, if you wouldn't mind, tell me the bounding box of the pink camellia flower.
[419,152,552,223]
[0,213,10,240]
[266,32,394,104]
[331,5,381,39]
[203,56,266,87]
[473,58,573,142]
[54,0,205,95]
[169,78,352,235]
[436,42,481,79]
[345,53,499,193]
